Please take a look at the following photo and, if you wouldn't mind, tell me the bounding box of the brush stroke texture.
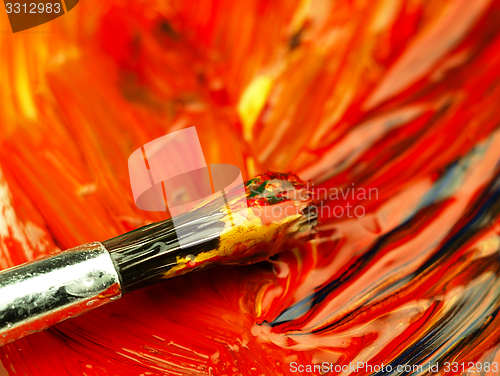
[1,0,500,375]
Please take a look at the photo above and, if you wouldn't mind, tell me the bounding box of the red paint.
[2,0,500,375]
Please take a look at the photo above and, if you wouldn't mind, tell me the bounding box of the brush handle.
[0,242,122,347]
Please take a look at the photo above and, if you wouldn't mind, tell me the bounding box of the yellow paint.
[163,207,302,278]
[290,0,312,34]
[291,247,303,274]
[370,0,400,33]
[246,156,256,178]
[237,75,273,142]
[254,282,273,317]
[14,43,37,119]
[474,235,500,258]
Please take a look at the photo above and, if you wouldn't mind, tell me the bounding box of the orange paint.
[2,0,500,375]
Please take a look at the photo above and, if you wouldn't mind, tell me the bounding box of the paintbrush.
[0,172,317,346]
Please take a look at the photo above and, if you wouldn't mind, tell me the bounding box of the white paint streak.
[0,169,51,269]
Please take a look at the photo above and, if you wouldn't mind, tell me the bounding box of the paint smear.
[2,0,500,375]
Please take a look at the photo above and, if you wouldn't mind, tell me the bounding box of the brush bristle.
[104,172,317,293]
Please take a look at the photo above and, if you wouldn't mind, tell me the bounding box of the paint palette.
[1,0,500,375]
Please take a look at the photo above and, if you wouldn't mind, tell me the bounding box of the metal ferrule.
[0,242,122,347]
